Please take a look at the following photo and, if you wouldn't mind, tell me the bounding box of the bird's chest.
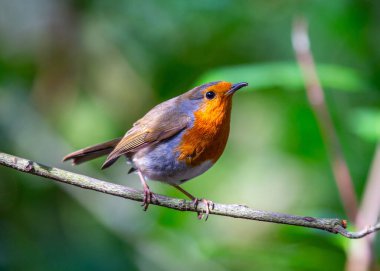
[176,113,231,166]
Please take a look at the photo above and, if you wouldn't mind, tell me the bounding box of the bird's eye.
[205,91,216,100]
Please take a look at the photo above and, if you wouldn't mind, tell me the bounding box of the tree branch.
[1,152,379,239]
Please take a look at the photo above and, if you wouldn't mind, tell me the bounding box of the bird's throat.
[176,100,232,166]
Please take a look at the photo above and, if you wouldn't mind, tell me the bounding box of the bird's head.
[181,81,248,116]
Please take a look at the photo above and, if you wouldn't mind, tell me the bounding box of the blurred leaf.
[197,62,369,92]
[349,108,380,142]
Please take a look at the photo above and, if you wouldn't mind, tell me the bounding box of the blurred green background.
[1,0,380,270]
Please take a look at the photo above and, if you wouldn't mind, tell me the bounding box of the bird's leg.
[137,170,154,211]
[172,184,214,220]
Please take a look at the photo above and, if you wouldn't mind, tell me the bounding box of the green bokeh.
[0,0,379,270]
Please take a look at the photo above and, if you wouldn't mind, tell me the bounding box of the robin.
[63,81,248,219]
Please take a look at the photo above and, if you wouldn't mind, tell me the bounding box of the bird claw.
[192,198,214,221]
[141,186,155,211]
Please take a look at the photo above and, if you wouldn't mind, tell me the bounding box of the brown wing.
[101,113,190,169]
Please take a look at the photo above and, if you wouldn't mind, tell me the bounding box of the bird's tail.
[63,137,122,165]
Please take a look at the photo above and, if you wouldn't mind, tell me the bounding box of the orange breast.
[176,99,232,166]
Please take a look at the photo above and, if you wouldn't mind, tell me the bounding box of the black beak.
[226,82,248,96]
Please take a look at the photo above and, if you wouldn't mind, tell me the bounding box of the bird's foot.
[141,185,156,211]
[192,198,215,221]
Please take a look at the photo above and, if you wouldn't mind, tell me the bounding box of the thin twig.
[336,224,380,239]
[292,18,358,222]
[0,152,379,239]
